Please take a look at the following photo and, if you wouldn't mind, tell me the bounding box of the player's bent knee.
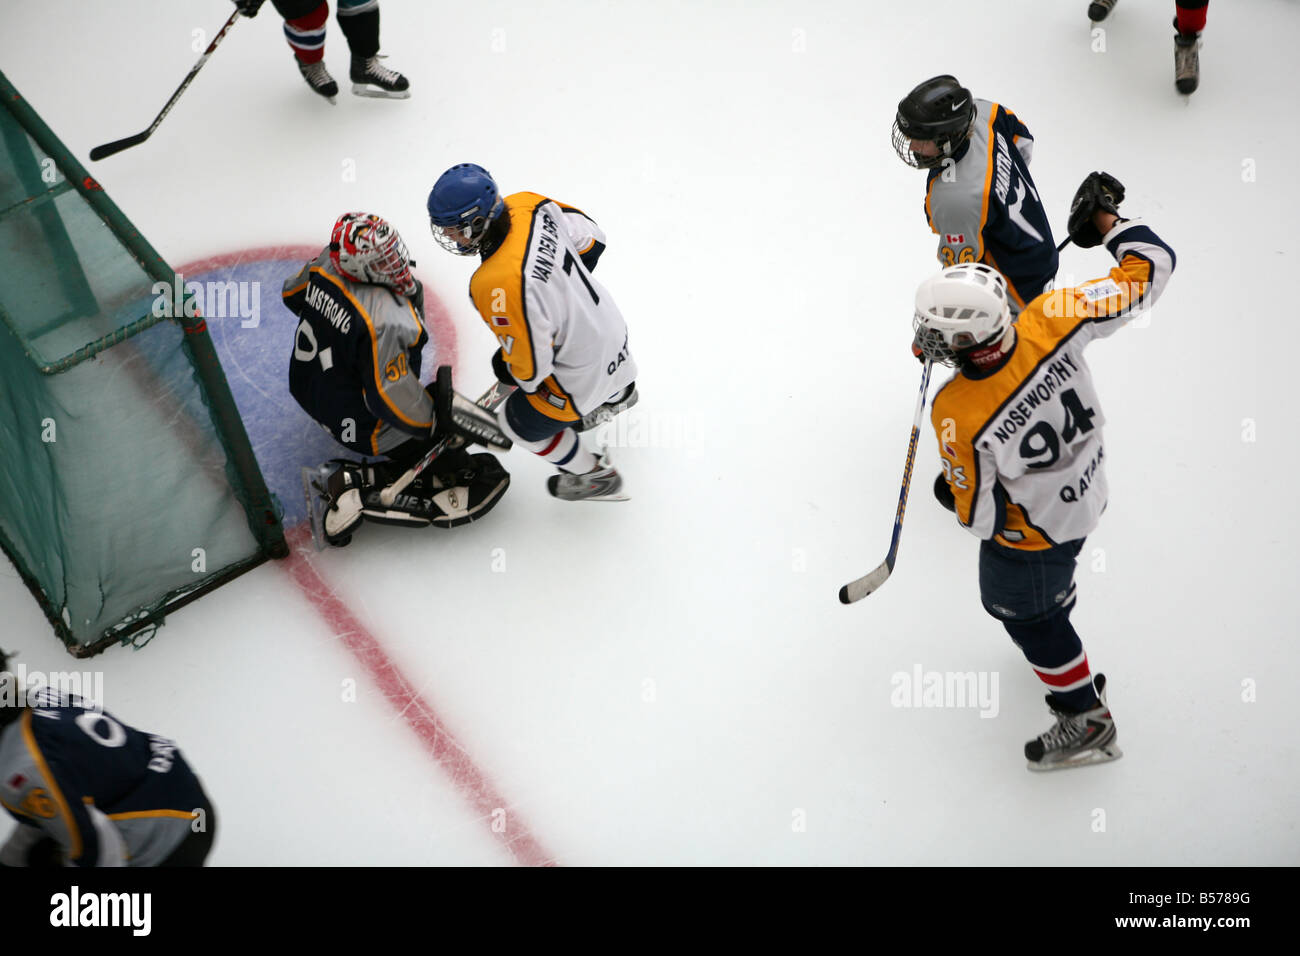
[502,390,569,443]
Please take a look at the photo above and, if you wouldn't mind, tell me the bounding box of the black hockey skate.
[297,58,339,102]
[1025,674,1122,771]
[1088,0,1117,22]
[350,55,410,99]
[1174,25,1201,94]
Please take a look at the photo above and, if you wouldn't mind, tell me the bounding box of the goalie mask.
[912,263,1012,367]
[329,212,416,295]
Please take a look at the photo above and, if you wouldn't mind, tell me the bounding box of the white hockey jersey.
[469,192,636,423]
[932,221,1176,550]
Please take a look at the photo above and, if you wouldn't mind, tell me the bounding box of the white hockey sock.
[498,412,597,474]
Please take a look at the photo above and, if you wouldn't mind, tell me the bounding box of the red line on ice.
[282,526,556,867]
[177,246,550,865]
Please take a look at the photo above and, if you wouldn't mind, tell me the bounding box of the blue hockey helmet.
[427,164,504,255]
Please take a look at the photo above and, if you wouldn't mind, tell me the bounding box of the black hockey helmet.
[892,75,977,169]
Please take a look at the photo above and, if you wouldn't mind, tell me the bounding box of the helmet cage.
[330,213,415,295]
[430,204,498,256]
[891,114,975,170]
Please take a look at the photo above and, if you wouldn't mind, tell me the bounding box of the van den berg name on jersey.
[991,354,1079,445]
[531,211,561,283]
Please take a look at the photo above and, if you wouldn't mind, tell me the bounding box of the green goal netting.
[0,71,286,657]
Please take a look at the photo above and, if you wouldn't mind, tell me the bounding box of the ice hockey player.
[426,164,639,501]
[915,172,1175,770]
[286,212,511,546]
[0,649,216,866]
[1087,1,1209,95]
[893,76,1057,318]
[231,0,409,101]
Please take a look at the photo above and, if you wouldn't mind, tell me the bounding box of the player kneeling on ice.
[286,212,511,547]
[0,649,217,866]
[426,164,638,502]
[917,172,1175,771]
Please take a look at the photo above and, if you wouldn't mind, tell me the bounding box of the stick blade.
[89,132,149,161]
[838,561,893,605]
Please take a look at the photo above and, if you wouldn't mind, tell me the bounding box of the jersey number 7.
[562,251,600,304]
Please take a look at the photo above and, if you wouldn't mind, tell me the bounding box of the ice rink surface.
[1,0,1297,866]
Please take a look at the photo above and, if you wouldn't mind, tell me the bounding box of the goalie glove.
[433,365,512,450]
[1066,171,1125,248]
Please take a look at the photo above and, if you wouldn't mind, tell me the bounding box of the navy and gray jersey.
[924,99,1058,312]
[284,249,434,457]
[0,692,209,866]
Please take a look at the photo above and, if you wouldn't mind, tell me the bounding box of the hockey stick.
[89,10,242,161]
[838,359,933,604]
[377,380,515,506]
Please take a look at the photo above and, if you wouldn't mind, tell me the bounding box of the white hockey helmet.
[329,212,416,295]
[912,263,1012,366]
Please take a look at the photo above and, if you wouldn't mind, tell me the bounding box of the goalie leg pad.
[320,462,367,546]
[425,453,511,529]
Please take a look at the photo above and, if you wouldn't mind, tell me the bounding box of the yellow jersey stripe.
[315,268,430,430]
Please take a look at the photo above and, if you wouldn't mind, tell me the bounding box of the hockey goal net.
[0,71,285,656]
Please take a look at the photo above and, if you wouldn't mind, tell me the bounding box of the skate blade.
[351,83,410,99]
[301,465,331,552]
[1026,743,1123,772]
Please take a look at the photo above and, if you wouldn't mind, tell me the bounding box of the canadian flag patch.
[945,234,965,244]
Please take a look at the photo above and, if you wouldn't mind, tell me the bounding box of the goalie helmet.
[912,263,1012,367]
[892,75,976,169]
[426,163,504,256]
[329,212,416,295]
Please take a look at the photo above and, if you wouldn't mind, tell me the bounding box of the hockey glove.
[1066,171,1125,248]
[232,0,266,16]
[491,349,516,387]
[408,278,425,319]
[934,473,956,513]
[911,334,926,364]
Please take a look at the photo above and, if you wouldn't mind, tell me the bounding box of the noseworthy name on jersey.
[990,354,1080,445]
